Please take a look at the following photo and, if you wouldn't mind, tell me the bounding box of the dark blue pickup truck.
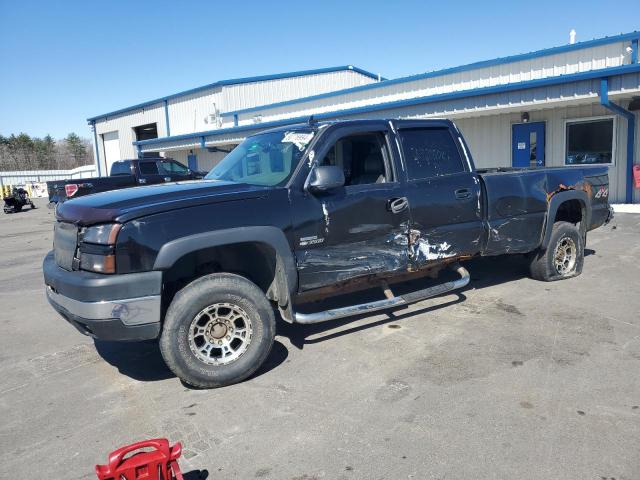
[46,157,204,203]
[43,119,613,388]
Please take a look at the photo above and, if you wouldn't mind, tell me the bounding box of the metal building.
[90,32,640,203]
[88,66,381,174]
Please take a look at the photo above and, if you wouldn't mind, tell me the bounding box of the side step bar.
[294,263,470,324]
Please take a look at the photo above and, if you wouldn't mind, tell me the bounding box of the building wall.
[93,103,167,172]
[228,40,635,127]
[454,103,636,203]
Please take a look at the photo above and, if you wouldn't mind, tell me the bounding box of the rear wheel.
[159,273,276,388]
[529,221,584,281]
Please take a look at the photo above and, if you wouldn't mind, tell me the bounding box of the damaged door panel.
[292,124,411,291]
[394,125,484,271]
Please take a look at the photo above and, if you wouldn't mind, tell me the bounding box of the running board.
[293,263,470,324]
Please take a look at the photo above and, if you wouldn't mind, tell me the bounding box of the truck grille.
[53,222,78,271]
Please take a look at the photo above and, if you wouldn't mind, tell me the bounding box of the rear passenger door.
[394,123,483,269]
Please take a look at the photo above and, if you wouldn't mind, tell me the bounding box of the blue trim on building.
[134,62,640,148]
[632,39,639,64]
[233,114,238,127]
[163,99,171,136]
[200,136,206,149]
[221,31,640,119]
[599,78,636,204]
[91,121,101,177]
[86,65,380,122]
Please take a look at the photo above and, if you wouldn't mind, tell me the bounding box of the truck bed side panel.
[479,170,548,255]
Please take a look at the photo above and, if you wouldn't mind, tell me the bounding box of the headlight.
[79,223,121,273]
[81,223,121,245]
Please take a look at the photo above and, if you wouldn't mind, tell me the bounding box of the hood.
[56,180,271,225]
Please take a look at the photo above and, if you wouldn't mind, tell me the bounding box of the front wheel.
[159,273,276,388]
[529,221,584,281]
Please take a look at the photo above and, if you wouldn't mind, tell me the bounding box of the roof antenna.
[308,115,316,125]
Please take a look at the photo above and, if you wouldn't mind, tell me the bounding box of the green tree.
[65,133,87,165]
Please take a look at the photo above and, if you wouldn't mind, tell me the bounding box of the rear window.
[398,128,465,180]
[139,162,160,175]
[110,161,132,176]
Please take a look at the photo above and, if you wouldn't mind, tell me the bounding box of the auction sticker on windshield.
[282,131,314,151]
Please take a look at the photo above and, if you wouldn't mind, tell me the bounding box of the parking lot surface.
[0,200,638,479]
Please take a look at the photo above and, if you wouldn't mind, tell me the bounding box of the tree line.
[0,133,94,171]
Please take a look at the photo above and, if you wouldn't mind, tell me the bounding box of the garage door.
[103,131,121,172]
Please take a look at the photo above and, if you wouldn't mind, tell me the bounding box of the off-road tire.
[160,273,276,388]
[529,221,584,281]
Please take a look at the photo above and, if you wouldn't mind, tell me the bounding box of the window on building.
[565,118,614,165]
[319,132,390,186]
[133,123,158,141]
[398,128,465,180]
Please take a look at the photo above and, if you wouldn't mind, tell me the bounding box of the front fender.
[153,226,298,305]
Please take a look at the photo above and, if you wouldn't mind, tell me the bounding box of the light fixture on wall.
[521,112,530,123]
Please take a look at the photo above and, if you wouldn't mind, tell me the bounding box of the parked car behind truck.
[47,157,205,203]
[43,119,613,388]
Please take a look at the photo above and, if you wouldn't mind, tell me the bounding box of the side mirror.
[307,165,345,193]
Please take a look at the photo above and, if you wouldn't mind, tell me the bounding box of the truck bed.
[478,165,610,255]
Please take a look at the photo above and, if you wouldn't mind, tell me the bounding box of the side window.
[110,161,132,176]
[399,128,465,180]
[139,162,159,175]
[159,160,189,175]
[319,132,390,186]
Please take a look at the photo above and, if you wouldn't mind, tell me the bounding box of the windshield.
[205,129,314,186]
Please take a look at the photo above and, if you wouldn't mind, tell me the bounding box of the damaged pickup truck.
[43,119,613,387]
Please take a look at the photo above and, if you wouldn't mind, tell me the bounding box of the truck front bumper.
[43,252,162,341]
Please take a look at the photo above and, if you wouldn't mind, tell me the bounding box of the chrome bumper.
[46,285,161,326]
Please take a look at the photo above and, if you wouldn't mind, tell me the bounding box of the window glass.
[205,129,312,186]
[139,162,159,175]
[319,132,388,186]
[110,161,131,176]
[398,128,465,179]
[565,119,614,165]
[159,160,189,175]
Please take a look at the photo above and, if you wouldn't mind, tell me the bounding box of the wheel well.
[161,242,286,314]
[554,199,584,225]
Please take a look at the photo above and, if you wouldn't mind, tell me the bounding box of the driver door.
[291,123,410,291]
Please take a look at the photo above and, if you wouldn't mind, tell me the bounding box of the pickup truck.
[43,119,613,388]
[47,157,204,203]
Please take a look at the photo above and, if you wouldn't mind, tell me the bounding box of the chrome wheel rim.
[553,237,576,275]
[188,303,253,365]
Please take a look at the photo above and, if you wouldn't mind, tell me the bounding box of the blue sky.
[0,0,637,139]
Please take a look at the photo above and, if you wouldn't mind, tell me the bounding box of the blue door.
[512,122,545,168]
[187,154,198,171]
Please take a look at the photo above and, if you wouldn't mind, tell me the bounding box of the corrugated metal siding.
[222,70,375,111]
[167,70,375,136]
[231,41,633,126]
[168,89,223,136]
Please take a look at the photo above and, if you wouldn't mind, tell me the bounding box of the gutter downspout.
[164,99,171,136]
[599,78,636,204]
[91,121,102,177]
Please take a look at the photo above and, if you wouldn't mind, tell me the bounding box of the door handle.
[387,197,409,214]
[454,188,472,200]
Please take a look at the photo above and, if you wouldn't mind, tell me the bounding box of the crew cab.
[43,119,613,388]
[47,157,204,203]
